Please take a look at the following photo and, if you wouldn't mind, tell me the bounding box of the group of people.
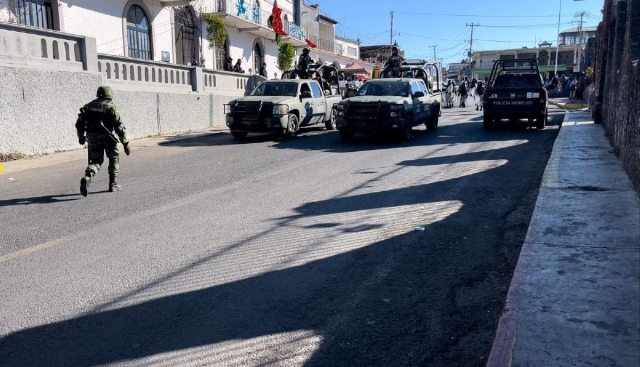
[442,77,486,110]
[223,57,269,78]
[546,73,588,99]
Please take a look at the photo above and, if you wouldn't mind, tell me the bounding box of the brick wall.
[595,0,640,190]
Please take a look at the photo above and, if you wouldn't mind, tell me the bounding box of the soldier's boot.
[80,176,91,197]
[108,175,121,192]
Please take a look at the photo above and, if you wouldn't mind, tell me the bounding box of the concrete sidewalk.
[488,112,640,366]
[0,126,229,175]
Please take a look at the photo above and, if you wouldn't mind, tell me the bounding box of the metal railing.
[211,0,307,42]
[308,36,334,53]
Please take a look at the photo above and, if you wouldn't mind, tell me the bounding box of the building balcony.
[203,0,307,46]
[308,36,334,54]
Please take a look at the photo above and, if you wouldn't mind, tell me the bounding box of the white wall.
[60,0,174,63]
[223,26,281,78]
[335,38,358,59]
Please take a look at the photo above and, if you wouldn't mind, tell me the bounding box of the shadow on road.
[0,193,81,207]
[0,117,561,366]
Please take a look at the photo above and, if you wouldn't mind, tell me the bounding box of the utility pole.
[430,45,437,61]
[576,11,587,72]
[466,23,480,76]
[390,11,394,51]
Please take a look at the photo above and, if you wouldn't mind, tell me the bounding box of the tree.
[203,14,227,50]
[277,42,295,74]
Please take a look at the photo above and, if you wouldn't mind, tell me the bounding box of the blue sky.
[318,0,604,66]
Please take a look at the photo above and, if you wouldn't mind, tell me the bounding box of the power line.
[393,11,588,18]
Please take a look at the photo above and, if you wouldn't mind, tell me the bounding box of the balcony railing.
[0,22,97,72]
[210,0,307,42]
[308,36,334,53]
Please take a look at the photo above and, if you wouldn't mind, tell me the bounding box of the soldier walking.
[75,86,130,196]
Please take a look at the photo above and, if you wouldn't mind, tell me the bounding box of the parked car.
[482,59,548,130]
[335,78,441,141]
[225,79,342,139]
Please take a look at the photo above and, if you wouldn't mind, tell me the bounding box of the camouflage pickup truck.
[225,79,342,139]
[335,78,440,141]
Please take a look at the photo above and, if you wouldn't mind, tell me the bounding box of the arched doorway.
[126,5,152,60]
[174,7,196,65]
[254,42,263,74]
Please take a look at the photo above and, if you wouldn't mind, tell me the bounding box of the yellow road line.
[0,238,65,264]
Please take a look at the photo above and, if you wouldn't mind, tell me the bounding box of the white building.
[0,0,373,155]
[0,0,369,78]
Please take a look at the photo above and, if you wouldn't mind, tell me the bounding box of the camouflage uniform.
[297,48,314,79]
[75,86,129,196]
[385,47,404,78]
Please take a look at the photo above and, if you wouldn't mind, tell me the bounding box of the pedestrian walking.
[233,59,245,74]
[570,78,578,99]
[75,86,130,196]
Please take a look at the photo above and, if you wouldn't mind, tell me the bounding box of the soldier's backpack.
[459,82,467,95]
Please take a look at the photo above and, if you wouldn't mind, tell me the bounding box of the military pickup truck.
[482,59,548,130]
[335,78,441,141]
[224,79,342,139]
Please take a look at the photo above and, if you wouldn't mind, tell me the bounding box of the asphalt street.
[0,105,564,366]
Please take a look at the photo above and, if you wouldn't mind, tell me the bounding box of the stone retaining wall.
[595,0,640,190]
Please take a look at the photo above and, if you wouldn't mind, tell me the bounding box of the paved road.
[0,106,563,367]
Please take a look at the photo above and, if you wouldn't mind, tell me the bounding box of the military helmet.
[302,47,310,54]
[391,46,399,53]
[97,86,114,100]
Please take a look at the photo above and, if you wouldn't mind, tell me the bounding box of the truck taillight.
[539,94,546,104]
[483,93,488,103]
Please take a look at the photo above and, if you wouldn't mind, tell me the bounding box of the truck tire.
[483,114,494,130]
[426,107,439,132]
[339,129,355,141]
[400,114,414,141]
[285,113,299,139]
[536,110,547,130]
[325,107,337,130]
[231,131,248,139]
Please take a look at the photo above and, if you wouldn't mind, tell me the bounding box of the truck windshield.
[251,82,298,97]
[356,82,409,97]
[494,74,541,88]
[381,69,414,78]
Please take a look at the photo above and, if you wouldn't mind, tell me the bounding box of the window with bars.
[215,40,227,71]
[174,7,195,65]
[14,0,54,30]
[127,5,152,60]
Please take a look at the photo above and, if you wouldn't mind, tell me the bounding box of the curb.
[549,100,587,110]
[486,112,568,367]
[0,127,229,175]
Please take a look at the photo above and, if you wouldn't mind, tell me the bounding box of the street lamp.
[555,0,584,75]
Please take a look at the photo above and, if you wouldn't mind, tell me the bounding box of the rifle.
[100,122,120,144]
